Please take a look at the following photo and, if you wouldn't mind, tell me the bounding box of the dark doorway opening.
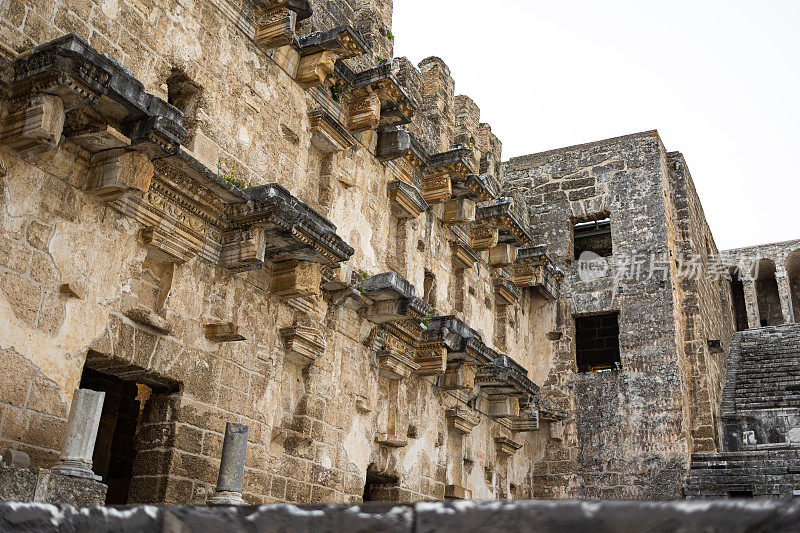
[79,366,176,505]
[730,275,748,332]
[755,259,784,327]
[575,313,621,373]
[363,468,401,502]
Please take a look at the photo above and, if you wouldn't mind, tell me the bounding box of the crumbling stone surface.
[0,465,107,506]
[4,500,800,532]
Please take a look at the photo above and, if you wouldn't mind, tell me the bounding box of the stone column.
[52,389,105,480]
[209,422,249,505]
[743,279,760,329]
[776,269,794,324]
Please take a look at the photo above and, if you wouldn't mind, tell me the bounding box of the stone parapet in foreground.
[2,500,800,532]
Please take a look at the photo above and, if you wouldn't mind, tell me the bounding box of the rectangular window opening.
[727,490,753,499]
[575,312,621,373]
[573,217,612,260]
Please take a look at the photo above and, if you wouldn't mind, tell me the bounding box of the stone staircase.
[725,325,800,412]
[686,324,800,499]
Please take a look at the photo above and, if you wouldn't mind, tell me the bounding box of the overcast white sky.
[392,0,800,251]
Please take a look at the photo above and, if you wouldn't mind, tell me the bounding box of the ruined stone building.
[0,0,799,506]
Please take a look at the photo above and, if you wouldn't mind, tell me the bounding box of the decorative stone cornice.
[0,35,354,289]
[475,197,532,246]
[476,355,539,399]
[296,26,368,60]
[0,33,185,156]
[512,245,559,300]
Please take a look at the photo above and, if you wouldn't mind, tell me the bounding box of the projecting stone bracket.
[269,260,322,300]
[510,407,540,433]
[294,26,369,88]
[511,245,561,300]
[280,325,326,367]
[489,244,517,268]
[388,180,428,219]
[423,146,475,204]
[446,407,480,434]
[0,93,65,155]
[494,436,522,457]
[205,323,246,342]
[442,363,476,391]
[476,355,540,421]
[253,0,312,50]
[88,149,154,202]
[475,196,532,247]
[443,198,476,226]
[308,109,356,153]
[335,60,416,132]
[493,277,521,306]
[450,227,480,269]
[470,225,499,251]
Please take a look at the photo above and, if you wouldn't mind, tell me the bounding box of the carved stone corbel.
[487,396,520,418]
[0,93,65,155]
[347,89,381,133]
[270,260,322,299]
[470,225,499,251]
[88,149,154,201]
[219,226,267,272]
[296,51,338,88]
[443,198,475,225]
[489,244,517,268]
[253,0,312,50]
[205,322,246,342]
[422,175,452,204]
[442,363,476,391]
[445,407,480,434]
[494,436,522,457]
[280,325,326,367]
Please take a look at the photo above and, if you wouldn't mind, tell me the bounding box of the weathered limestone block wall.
[667,152,734,453]
[504,132,698,498]
[0,0,553,506]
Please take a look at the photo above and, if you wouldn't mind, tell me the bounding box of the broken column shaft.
[52,388,106,480]
[209,422,249,505]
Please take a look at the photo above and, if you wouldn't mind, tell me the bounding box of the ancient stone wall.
[504,132,731,498]
[0,0,558,506]
[667,152,735,453]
